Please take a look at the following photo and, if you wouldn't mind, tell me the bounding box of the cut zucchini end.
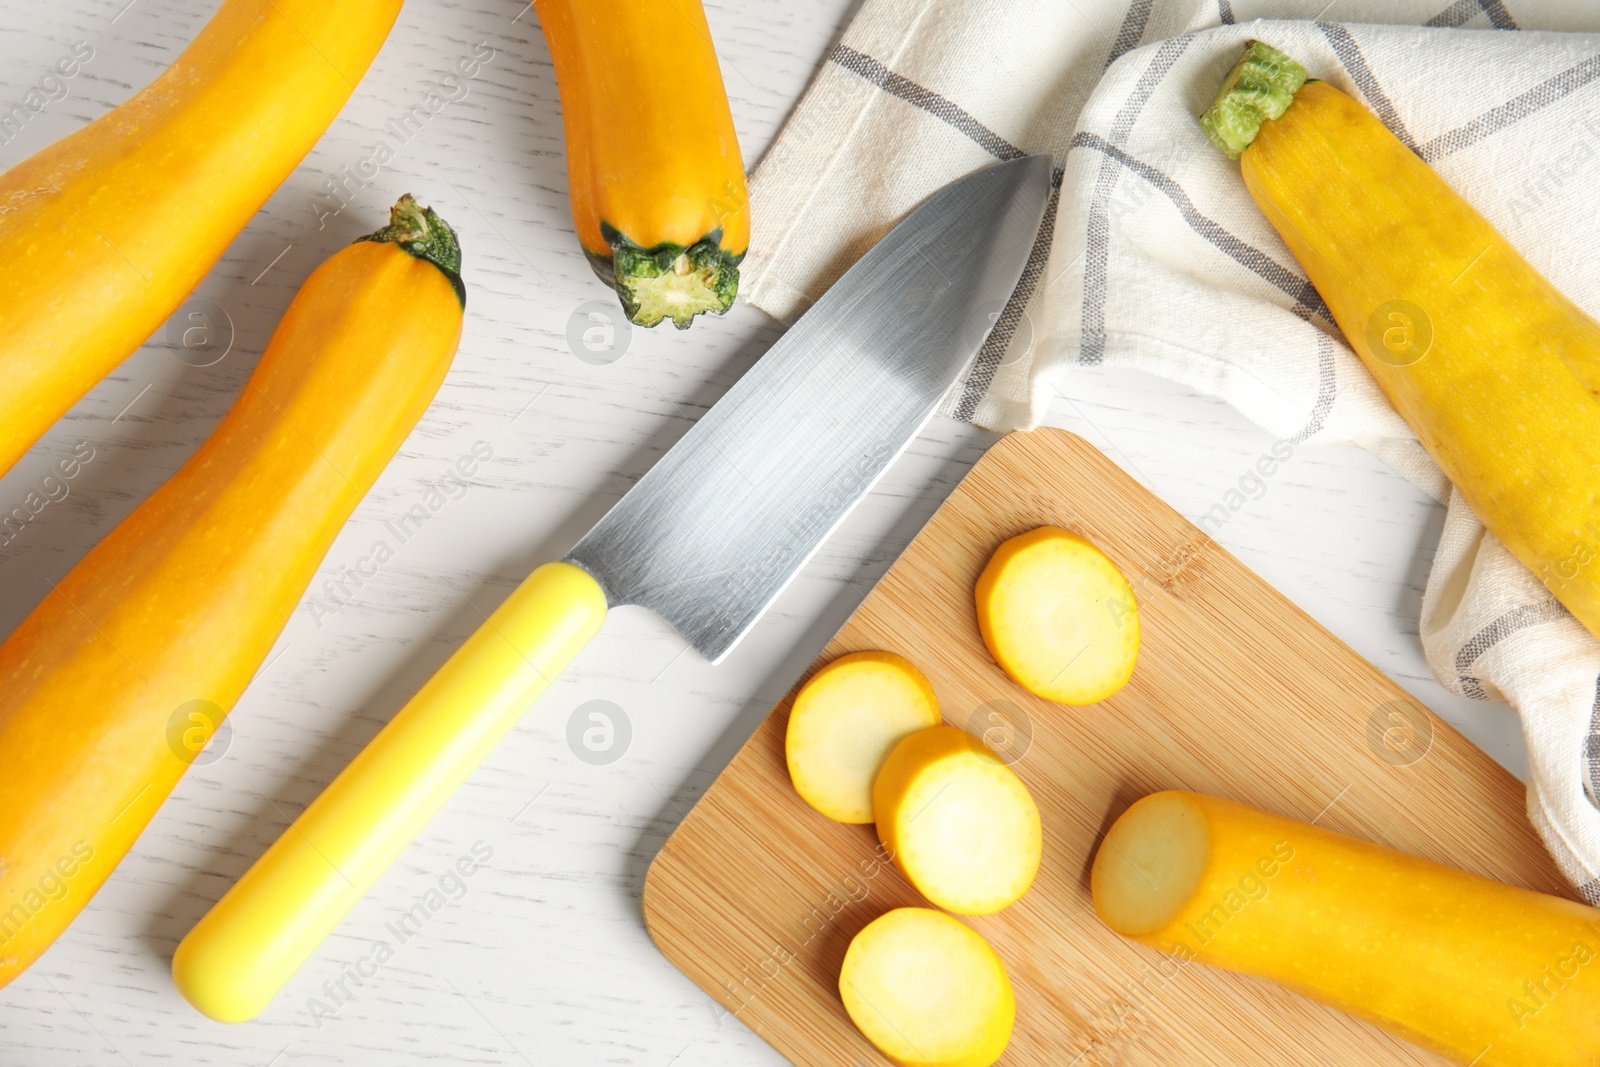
[1091,791,1212,937]
[1199,40,1309,159]
[611,238,741,330]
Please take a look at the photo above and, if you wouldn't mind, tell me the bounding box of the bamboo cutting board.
[642,429,1570,1066]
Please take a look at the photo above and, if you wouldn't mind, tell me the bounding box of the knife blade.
[171,154,1055,1022]
[569,154,1054,662]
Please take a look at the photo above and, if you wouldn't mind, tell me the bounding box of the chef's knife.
[172,154,1054,1022]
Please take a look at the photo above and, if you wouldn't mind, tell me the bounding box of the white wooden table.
[0,1,1526,1063]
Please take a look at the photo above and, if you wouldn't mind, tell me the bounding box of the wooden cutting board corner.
[643,428,1563,1066]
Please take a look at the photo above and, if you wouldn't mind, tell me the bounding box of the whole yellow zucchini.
[534,0,748,328]
[0,0,402,481]
[1092,791,1600,1066]
[1200,41,1600,640]
[0,196,464,990]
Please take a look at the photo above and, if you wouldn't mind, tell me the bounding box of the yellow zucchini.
[534,0,749,328]
[975,526,1139,704]
[1093,790,1600,1066]
[0,196,464,990]
[1201,41,1600,640]
[785,650,942,824]
[840,907,1015,1067]
[0,0,402,483]
[874,726,1042,915]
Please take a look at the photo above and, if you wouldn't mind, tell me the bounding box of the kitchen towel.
[742,0,1600,899]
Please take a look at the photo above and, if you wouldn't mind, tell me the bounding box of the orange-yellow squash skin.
[0,0,403,481]
[1093,791,1600,1067]
[1237,74,1600,640]
[533,0,748,328]
[0,199,464,989]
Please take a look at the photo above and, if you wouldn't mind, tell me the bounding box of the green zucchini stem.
[1199,41,1309,159]
[589,226,741,330]
[358,194,466,308]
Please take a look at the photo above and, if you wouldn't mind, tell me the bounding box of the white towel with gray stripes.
[743,0,1600,898]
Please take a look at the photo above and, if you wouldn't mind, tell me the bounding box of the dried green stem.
[358,194,466,308]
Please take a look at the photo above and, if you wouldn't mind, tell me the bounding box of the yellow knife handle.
[172,561,607,1022]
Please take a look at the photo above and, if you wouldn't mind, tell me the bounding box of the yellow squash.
[840,908,1015,1067]
[0,196,464,990]
[0,0,402,481]
[1202,41,1600,640]
[975,526,1139,704]
[1093,791,1600,1066]
[534,0,749,328]
[785,650,942,824]
[874,726,1042,916]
